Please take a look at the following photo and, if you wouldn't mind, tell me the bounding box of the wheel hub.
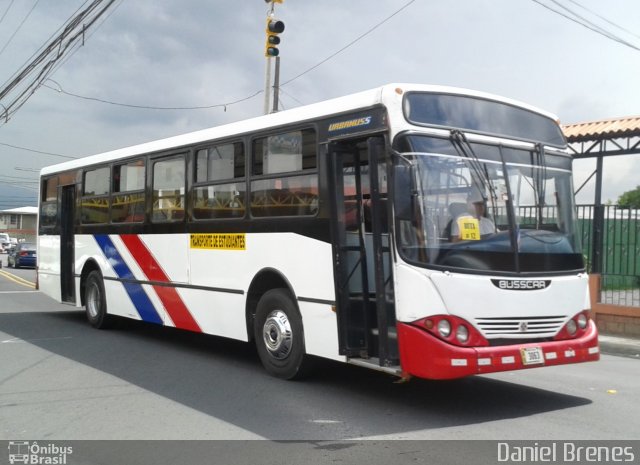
[262,310,292,359]
[86,282,99,318]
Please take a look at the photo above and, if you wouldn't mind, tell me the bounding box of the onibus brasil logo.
[8,441,73,464]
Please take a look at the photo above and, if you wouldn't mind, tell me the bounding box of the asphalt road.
[0,255,638,446]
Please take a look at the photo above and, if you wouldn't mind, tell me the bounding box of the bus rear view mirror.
[393,164,416,221]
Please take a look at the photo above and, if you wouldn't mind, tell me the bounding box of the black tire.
[254,288,308,380]
[85,270,112,329]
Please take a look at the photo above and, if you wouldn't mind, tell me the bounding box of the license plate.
[520,347,544,365]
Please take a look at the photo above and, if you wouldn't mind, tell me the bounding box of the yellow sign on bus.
[190,233,246,250]
[457,217,480,241]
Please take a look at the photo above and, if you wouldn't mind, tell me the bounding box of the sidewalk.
[598,334,640,359]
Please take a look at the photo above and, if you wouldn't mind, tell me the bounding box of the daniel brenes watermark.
[498,442,636,463]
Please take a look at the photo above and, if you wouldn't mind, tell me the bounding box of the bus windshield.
[394,135,584,274]
[404,92,566,146]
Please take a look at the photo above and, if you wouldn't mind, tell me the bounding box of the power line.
[0,0,119,124]
[0,1,93,92]
[0,0,15,26]
[43,80,264,111]
[45,0,125,84]
[0,141,76,159]
[531,0,640,52]
[41,0,416,112]
[0,173,38,181]
[0,0,41,57]
[0,179,37,191]
[280,0,416,87]
[278,87,305,106]
[566,0,640,40]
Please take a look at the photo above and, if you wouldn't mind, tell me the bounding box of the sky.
[0,0,639,210]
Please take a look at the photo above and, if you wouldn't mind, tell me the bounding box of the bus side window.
[81,166,110,225]
[250,129,318,217]
[152,156,185,222]
[112,159,145,223]
[193,142,246,220]
[39,177,59,230]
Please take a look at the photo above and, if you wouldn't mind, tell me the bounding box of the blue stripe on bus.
[93,234,163,325]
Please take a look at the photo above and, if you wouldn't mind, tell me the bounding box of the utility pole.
[263,0,284,114]
[272,56,281,113]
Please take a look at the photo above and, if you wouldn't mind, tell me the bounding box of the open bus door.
[328,136,398,368]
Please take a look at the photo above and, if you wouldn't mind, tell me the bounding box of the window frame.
[150,153,187,224]
[191,140,247,222]
[111,158,146,224]
[249,127,320,219]
[39,176,59,230]
[80,165,111,225]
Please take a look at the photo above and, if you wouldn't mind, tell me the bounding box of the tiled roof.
[562,116,640,142]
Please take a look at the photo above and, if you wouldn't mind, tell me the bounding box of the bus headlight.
[456,325,469,344]
[437,319,451,338]
[413,315,489,347]
[566,319,577,336]
[577,313,588,329]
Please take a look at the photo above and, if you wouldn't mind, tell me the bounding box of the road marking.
[0,269,36,288]
[1,336,73,344]
[0,291,39,294]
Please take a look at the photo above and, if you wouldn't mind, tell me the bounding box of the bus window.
[193,143,246,220]
[196,142,244,182]
[39,177,58,230]
[252,129,316,175]
[250,129,318,217]
[251,175,319,217]
[81,166,110,224]
[112,159,145,223]
[152,156,185,222]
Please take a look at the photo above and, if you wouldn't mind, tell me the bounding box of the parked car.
[0,233,11,253]
[8,242,37,268]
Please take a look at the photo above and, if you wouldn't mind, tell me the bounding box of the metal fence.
[577,204,640,307]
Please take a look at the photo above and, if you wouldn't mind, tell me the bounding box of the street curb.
[598,335,640,359]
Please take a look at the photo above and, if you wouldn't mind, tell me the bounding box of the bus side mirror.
[393,164,415,221]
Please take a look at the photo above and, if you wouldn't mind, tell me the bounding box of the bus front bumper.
[397,320,600,380]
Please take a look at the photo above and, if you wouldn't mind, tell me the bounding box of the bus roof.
[40,83,559,176]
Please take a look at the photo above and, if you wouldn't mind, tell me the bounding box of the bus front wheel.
[254,288,307,380]
[85,270,112,329]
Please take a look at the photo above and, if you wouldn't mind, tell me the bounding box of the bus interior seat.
[442,202,468,239]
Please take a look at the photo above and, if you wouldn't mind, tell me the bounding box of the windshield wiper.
[450,130,489,197]
[534,143,548,227]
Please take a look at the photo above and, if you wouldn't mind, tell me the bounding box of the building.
[0,206,38,241]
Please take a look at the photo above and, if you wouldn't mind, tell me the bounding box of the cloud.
[0,0,639,210]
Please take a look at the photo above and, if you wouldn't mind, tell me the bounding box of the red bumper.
[397,320,600,380]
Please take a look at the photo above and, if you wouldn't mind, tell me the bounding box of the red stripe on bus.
[119,234,202,333]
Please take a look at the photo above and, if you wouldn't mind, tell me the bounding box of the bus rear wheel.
[85,270,112,329]
[254,288,307,380]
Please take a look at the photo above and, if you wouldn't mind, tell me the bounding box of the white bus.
[38,83,599,380]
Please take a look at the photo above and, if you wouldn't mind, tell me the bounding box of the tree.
[617,186,640,209]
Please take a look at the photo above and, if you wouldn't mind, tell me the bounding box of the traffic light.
[265,17,285,57]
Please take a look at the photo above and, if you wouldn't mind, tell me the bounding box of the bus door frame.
[327,135,397,366]
[60,184,76,303]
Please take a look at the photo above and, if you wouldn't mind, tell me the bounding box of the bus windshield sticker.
[190,233,246,250]
[457,216,480,241]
